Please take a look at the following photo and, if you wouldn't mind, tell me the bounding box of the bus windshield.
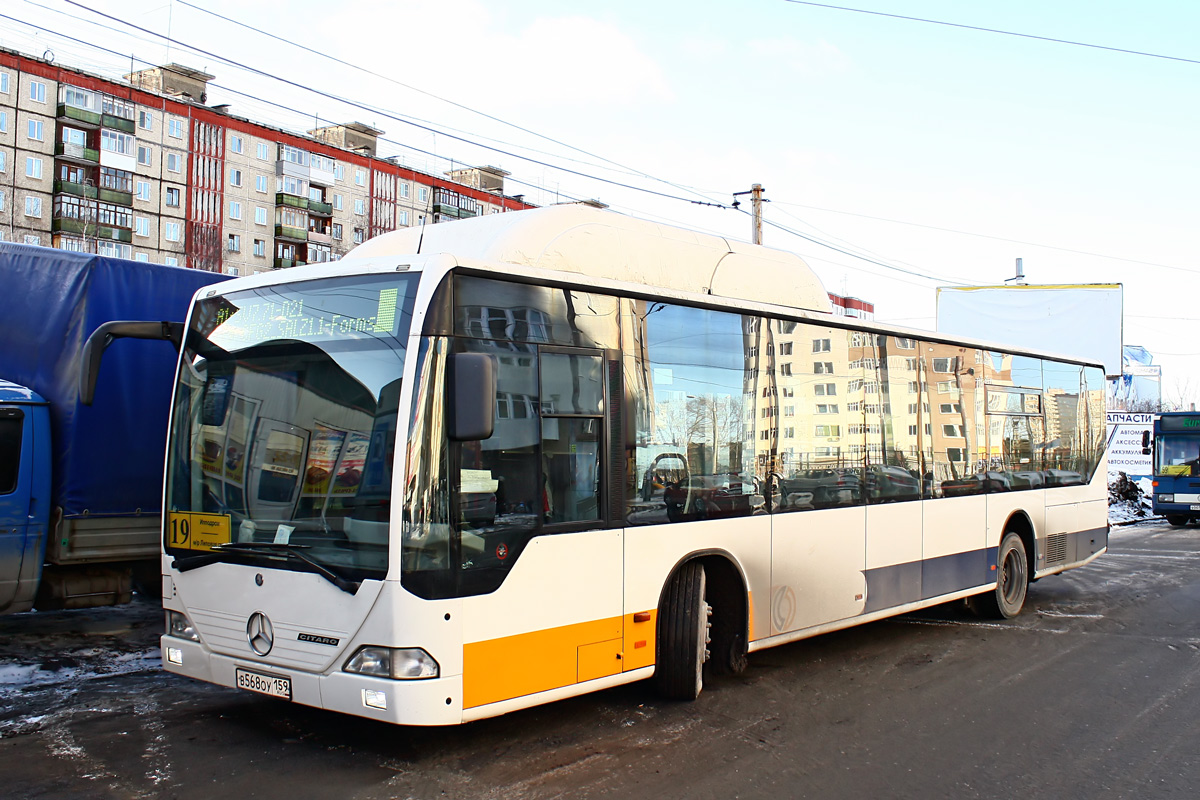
[1156,434,1200,477]
[164,273,418,583]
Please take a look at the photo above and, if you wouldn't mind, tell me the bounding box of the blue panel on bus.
[921,547,995,600]
[862,561,922,614]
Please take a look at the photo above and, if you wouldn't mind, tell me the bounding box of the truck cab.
[0,380,51,614]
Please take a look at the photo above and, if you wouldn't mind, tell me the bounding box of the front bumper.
[161,636,464,726]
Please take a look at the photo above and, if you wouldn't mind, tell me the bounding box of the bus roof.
[348,204,834,314]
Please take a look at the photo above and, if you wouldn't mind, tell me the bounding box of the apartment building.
[0,48,532,274]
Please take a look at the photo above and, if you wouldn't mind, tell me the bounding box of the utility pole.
[732,184,767,244]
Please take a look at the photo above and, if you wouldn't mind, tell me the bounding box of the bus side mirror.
[447,352,496,442]
[79,320,185,405]
[1142,430,1151,456]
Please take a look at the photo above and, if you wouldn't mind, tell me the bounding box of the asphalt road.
[2,519,1199,800]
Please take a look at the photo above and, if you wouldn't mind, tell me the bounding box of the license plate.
[236,668,292,699]
[1190,505,1200,511]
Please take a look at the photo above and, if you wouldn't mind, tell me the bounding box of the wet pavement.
[2,519,1200,799]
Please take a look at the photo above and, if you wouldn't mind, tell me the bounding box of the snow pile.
[1108,471,1156,526]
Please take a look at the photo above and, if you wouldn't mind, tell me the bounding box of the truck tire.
[655,562,710,700]
[968,531,1028,619]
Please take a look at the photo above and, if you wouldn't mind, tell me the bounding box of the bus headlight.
[165,611,200,642]
[1160,494,1174,503]
[343,647,439,680]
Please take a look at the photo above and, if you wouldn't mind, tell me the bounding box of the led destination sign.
[203,275,414,350]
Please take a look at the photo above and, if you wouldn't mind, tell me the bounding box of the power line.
[772,199,1200,276]
[739,207,971,286]
[173,0,723,208]
[52,0,727,209]
[10,3,969,284]
[783,1,1200,66]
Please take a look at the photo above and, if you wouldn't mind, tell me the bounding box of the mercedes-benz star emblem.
[246,612,274,656]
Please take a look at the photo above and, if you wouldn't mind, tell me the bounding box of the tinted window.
[0,411,23,495]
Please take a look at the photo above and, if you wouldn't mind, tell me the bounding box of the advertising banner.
[1106,411,1153,479]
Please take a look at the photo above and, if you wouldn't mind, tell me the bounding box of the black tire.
[969,531,1028,619]
[655,562,710,700]
[1167,515,1188,527]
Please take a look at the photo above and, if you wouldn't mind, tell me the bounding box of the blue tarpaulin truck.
[0,244,227,615]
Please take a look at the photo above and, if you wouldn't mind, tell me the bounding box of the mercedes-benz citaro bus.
[156,205,1108,725]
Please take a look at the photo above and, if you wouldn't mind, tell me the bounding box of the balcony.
[57,103,101,128]
[274,224,308,241]
[55,141,100,164]
[308,199,333,217]
[51,218,133,243]
[307,230,332,245]
[273,257,306,269]
[101,113,136,134]
[275,192,308,210]
[432,202,463,219]
[98,187,133,207]
[54,179,98,200]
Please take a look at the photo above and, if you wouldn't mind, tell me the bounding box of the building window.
[166,153,181,172]
[137,146,152,167]
[942,424,964,438]
[165,187,180,207]
[895,337,915,349]
[333,193,343,210]
[0,111,7,132]
[135,253,149,262]
[253,238,266,257]
[933,358,954,373]
[814,361,834,374]
[24,196,42,218]
[164,256,178,266]
[418,186,428,203]
[26,157,42,179]
[24,235,41,246]
[27,120,43,141]
[398,210,409,226]
[812,338,831,353]
[229,200,242,220]
[0,152,6,173]
[354,169,366,186]
[0,73,7,93]
[353,198,364,215]
[138,110,153,130]
[0,190,5,211]
[814,383,836,396]
[164,222,181,242]
[334,164,344,181]
[230,134,243,154]
[135,217,150,237]
[814,425,841,437]
[229,168,242,187]
[136,180,151,201]
[227,233,241,253]
[29,81,46,103]
[255,206,267,225]
[168,118,185,138]
[255,175,268,193]
[100,130,134,156]
[257,142,269,160]
[353,227,364,244]
[331,222,342,240]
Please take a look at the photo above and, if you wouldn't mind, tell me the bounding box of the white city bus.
[156,205,1108,725]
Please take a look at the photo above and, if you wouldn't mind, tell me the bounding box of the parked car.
[663,473,762,522]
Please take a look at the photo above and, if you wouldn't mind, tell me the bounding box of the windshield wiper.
[173,542,360,595]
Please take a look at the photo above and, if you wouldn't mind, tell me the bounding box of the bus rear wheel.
[655,562,711,701]
[969,531,1028,619]
[1167,515,1189,527]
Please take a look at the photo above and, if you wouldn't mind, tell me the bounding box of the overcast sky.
[6,0,1198,403]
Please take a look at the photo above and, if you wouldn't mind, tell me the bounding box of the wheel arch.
[1001,509,1036,579]
[656,549,750,674]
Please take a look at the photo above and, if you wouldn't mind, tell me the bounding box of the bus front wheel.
[655,562,711,701]
[1167,515,1189,527]
[969,531,1028,619]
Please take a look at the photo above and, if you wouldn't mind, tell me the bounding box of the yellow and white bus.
[157,205,1108,724]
